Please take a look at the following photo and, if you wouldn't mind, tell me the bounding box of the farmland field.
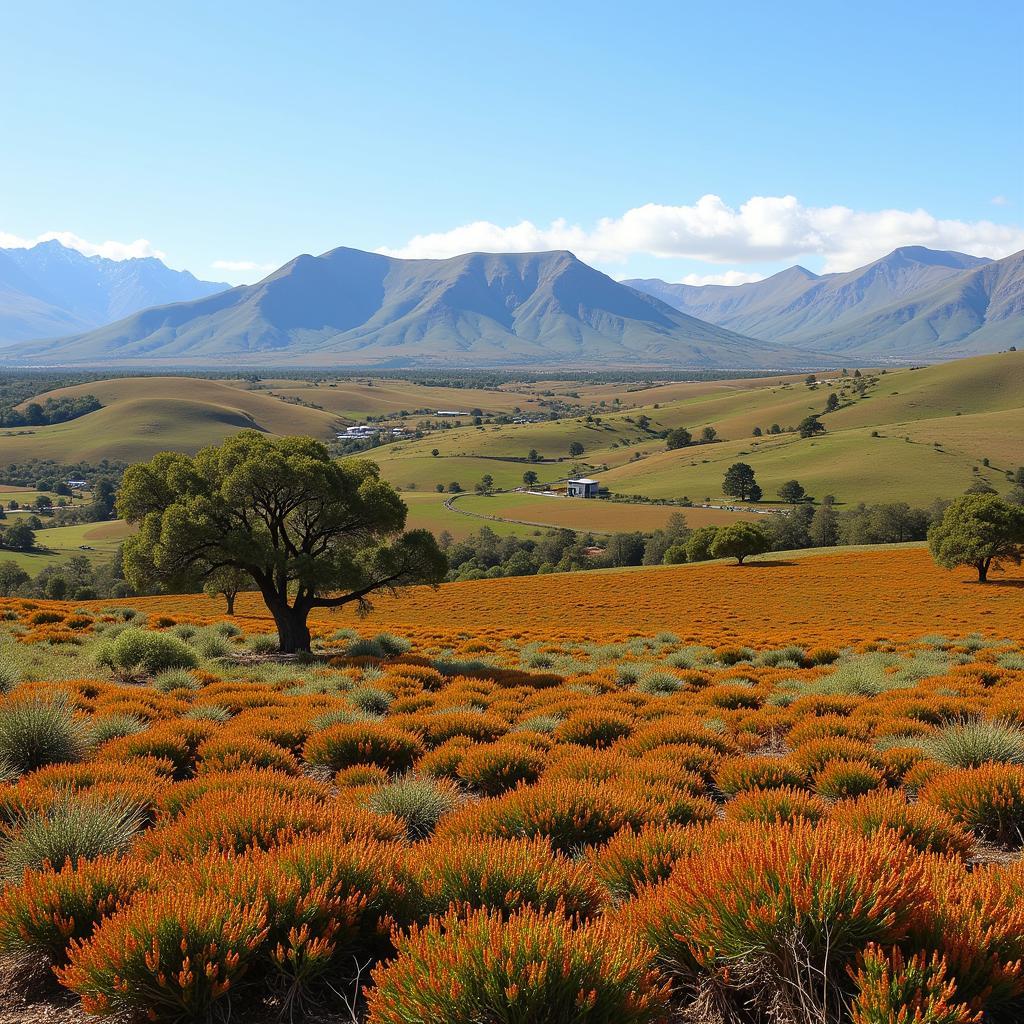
[2,545,1024,1023]
[0,519,133,571]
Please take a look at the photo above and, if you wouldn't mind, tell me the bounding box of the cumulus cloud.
[0,230,165,261]
[379,194,1024,273]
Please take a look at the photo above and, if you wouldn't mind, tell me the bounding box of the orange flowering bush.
[417,836,605,918]
[920,764,1024,846]
[849,945,979,1024]
[366,907,671,1024]
[58,887,268,1022]
[622,820,931,1010]
[302,721,423,773]
[0,855,151,966]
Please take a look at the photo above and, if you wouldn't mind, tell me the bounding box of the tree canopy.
[710,522,771,564]
[722,463,760,502]
[928,494,1024,582]
[666,427,692,450]
[118,432,447,652]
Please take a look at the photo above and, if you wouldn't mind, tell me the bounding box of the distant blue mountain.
[7,247,820,369]
[626,247,1023,358]
[0,240,228,345]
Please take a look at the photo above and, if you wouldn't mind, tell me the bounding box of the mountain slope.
[8,247,821,369]
[625,247,1018,357]
[0,241,228,345]
[807,250,1024,356]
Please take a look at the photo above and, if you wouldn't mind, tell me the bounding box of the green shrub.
[245,632,279,654]
[190,629,233,659]
[366,776,460,840]
[152,668,199,693]
[1,795,146,877]
[0,699,88,773]
[94,628,199,676]
[926,718,1024,768]
[347,686,394,716]
[88,714,148,745]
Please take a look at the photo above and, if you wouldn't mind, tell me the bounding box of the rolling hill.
[626,246,1023,358]
[0,240,227,345]
[2,377,343,462]
[4,247,822,370]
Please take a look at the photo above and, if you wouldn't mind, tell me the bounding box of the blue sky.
[2,0,1021,285]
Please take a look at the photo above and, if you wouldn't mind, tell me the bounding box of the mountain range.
[1,241,1020,368]
[5,247,813,369]
[0,241,227,345]
[625,246,1024,358]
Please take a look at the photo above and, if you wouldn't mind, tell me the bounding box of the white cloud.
[992,195,1010,206]
[677,270,765,286]
[0,230,165,261]
[380,194,1024,273]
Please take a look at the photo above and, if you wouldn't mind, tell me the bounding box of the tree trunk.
[224,592,236,616]
[268,601,312,653]
[977,559,990,583]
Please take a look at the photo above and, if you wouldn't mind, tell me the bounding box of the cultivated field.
[1,546,1024,1022]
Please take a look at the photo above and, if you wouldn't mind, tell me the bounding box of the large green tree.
[118,432,447,652]
[710,522,771,564]
[722,463,759,502]
[928,494,1024,583]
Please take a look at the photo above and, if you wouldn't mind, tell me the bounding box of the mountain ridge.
[6,247,823,369]
[0,241,228,345]
[625,246,1020,358]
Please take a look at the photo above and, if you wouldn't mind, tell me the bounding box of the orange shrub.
[456,740,546,795]
[0,855,151,966]
[366,907,671,1024]
[715,754,806,796]
[417,836,604,918]
[437,779,663,853]
[723,785,829,825]
[920,764,1024,847]
[58,887,268,1021]
[302,722,423,774]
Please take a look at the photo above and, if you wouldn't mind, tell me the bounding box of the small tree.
[710,522,770,565]
[475,473,495,495]
[203,566,249,615]
[662,543,688,565]
[798,415,826,439]
[569,441,585,458]
[528,449,540,463]
[809,504,840,547]
[666,427,692,451]
[118,432,447,653]
[700,426,718,443]
[522,470,539,488]
[448,482,462,493]
[1,522,35,552]
[824,392,840,413]
[431,449,439,457]
[685,526,719,563]
[777,480,806,503]
[928,494,1024,582]
[722,463,759,502]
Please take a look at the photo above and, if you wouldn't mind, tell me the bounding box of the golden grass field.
[110,545,1023,648]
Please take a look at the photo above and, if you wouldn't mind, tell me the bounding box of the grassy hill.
[3,353,1022,533]
[4,377,344,462]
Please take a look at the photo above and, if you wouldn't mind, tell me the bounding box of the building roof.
[568,478,598,485]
